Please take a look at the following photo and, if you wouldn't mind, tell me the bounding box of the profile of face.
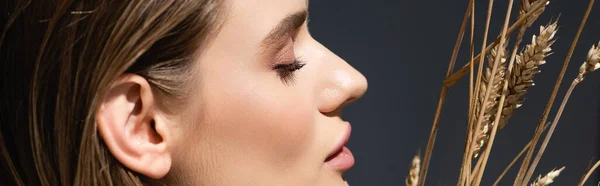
[95,0,367,185]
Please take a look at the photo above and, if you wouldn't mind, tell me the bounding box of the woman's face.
[167,0,367,185]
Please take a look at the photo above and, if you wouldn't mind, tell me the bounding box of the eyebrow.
[260,10,308,51]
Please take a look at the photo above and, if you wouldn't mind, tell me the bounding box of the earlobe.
[96,74,171,179]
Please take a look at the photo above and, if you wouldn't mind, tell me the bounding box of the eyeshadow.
[271,37,296,66]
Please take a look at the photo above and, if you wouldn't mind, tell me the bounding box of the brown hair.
[0,0,224,185]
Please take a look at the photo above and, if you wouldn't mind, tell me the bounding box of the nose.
[315,45,368,115]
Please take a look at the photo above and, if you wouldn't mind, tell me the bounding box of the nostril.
[322,106,342,117]
[321,97,357,117]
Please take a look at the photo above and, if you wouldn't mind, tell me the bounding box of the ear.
[96,74,171,179]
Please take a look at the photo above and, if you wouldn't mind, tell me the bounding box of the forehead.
[222,0,308,38]
[227,0,308,17]
[198,0,307,66]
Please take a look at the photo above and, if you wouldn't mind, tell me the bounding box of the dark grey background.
[308,0,600,185]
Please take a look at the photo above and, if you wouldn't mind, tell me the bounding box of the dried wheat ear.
[405,155,420,186]
[472,44,507,159]
[499,22,558,129]
[520,0,549,29]
[472,21,558,159]
[530,167,564,186]
[577,42,600,82]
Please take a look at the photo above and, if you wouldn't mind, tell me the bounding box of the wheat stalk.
[494,122,551,186]
[470,0,516,184]
[418,0,474,184]
[498,22,558,129]
[519,1,595,184]
[510,1,551,183]
[443,0,552,87]
[472,45,507,159]
[406,155,421,186]
[521,1,596,181]
[425,2,551,184]
[523,43,600,184]
[578,160,600,186]
[461,1,549,185]
[462,1,477,184]
[416,0,597,185]
[494,142,531,186]
[568,47,600,186]
[530,167,565,186]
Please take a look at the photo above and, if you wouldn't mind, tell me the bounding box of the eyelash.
[272,59,306,85]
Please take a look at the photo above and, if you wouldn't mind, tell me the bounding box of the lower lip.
[324,146,355,170]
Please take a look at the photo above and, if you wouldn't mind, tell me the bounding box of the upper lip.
[325,123,352,161]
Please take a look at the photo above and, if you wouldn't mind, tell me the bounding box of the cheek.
[202,71,317,164]
[232,89,313,153]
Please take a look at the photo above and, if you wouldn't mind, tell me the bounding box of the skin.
[96,0,367,185]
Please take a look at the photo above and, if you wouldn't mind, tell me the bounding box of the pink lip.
[324,123,355,170]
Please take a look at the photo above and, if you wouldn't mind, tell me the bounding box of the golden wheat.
[459,1,549,184]
[530,167,565,186]
[405,155,420,186]
[576,42,600,82]
[522,42,600,184]
[520,0,549,29]
[497,22,558,129]
[472,45,507,159]
[471,0,549,165]
[521,40,599,185]
[416,0,598,185]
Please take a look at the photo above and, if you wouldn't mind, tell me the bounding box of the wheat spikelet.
[472,44,507,158]
[530,167,565,186]
[406,155,421,186]
[496,22,558,129]
[520,0,549,28]
[517,0,549,42]
[576,42,600,82]
[467,0,546,133]
[462,0,549,180]
[495,0,551,130]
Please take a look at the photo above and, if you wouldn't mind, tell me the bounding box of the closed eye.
[273,59,306,85]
